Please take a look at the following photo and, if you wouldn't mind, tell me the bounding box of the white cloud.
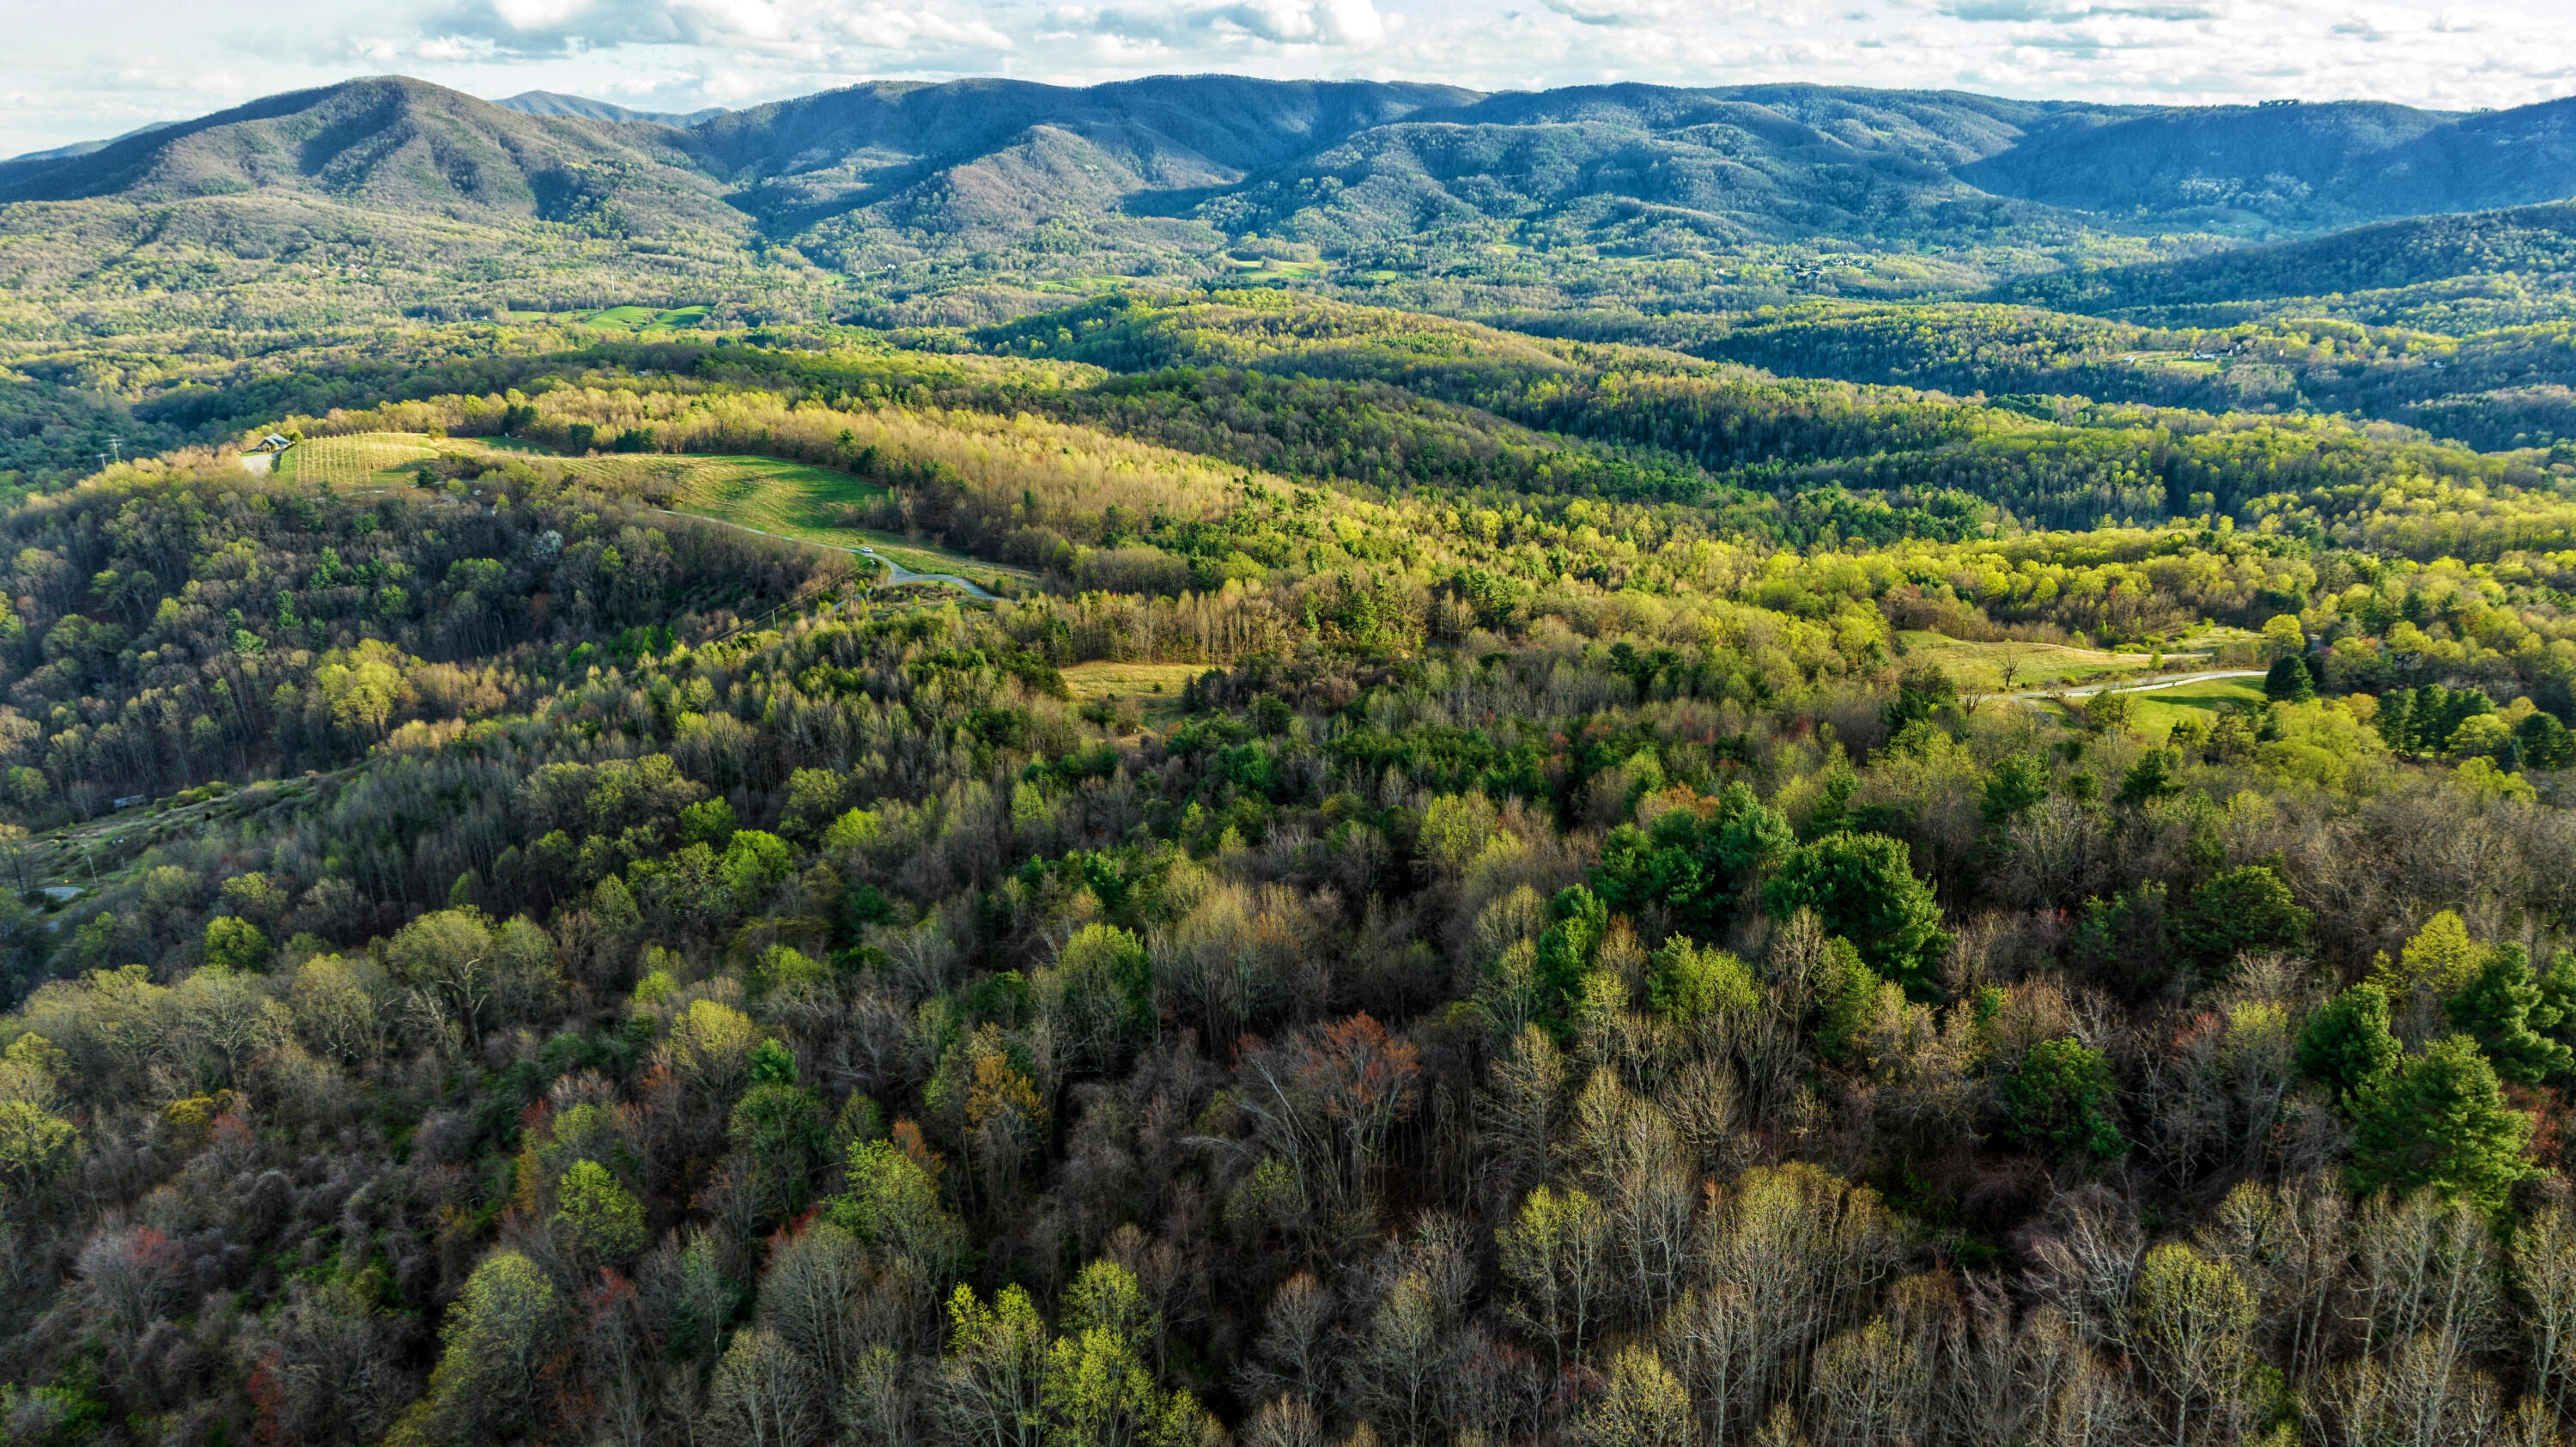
[1539,0,1690,27]
[423,0,964,54]
[1065,0,1387,50]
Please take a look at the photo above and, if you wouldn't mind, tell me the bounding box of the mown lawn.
[2132,677,2269,739]
[275,432,442,487]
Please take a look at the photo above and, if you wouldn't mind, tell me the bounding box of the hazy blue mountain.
[491,91,726,128]
[678,75,1483,229]
[12,74,2576,254]
[1189,83,2128,253]
[4,121,176,165]
[1964,98,2576,233]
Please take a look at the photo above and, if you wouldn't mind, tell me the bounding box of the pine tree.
[2296,982,2402,1101]
[2348,1035,2537,1210]
[2446,945,2576,1084]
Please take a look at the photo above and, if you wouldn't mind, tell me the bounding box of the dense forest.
[1,281,2575,1447]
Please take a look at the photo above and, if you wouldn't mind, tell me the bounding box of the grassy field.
[1901,625,2267,695]
[1899,632,2154,692]
[575,305,713,332]
[2131,677,2269,739]
[2021,676,2268,733]
[272,436,1032,587]
[1060,662,1206,730]
[548,452,1037,587]
[275,432,441,487]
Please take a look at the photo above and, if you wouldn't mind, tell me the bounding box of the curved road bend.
[655,509,999,599]
[1976,669,2267,707]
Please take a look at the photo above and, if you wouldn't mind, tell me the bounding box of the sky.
[2,0,2572,158]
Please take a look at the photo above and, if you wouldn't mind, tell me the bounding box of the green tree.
[1051,923,1155,1060]
[1042,1260,1191,1447]
[1981,753,2050,825]
[2375,909,2487,1004]
[2082,690,2137,734]
[677,796,738,848]
[551,1160,645,1263]
[2515,709,2576,770]
[1647,936,1757,1025]
[1574,1344,1694,1447]
[0,1098,78,1203]
[1498,1183,1612,1365]
[730,1079,829,1222]
[1764,832,1950,991]
[394,1250,563,1446]
[834,1139,967,1274]
[2446,945,2574,1084]
[2130,1243,2255,1447]
[1812,934,1895,1064]
[1589,782,1792,941]
[201,915,270,972]
[2174,865,2311,969]
[2115,749,2184,807]
[2003,1037,2125,1159]
[2263,655,2317,703]
[2348,1035,2537,1209]
[940,1283,1048,1447]
[1536,885,1610,1012]
[746,1037,799,1085]
[720,830,793,900]
[2296,982,2402,1101]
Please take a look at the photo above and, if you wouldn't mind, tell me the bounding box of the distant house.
[254,433,292,452]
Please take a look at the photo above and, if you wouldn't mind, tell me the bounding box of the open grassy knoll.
[1060,662,1206,730]
[2131,676,2269,739]
[275,432,442,487]
[1900,631,2155,693]
[551,451,1036,587]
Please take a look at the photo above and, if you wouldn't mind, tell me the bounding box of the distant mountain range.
[3,71,2576,330]
[491,91,726,128]
[4,121,178,165]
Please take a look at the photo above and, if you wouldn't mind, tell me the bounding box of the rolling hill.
[1984,200,2576,328]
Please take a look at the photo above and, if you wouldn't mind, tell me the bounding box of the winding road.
[656,509,999,599]
[1977,668,2267,707]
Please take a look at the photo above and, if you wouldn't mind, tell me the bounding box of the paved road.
[656,509,998,599]
[1976,669,2267,707]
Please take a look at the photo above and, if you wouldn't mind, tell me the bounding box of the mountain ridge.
[0,76,740,233]
[13,72,2573,246]
[490,91,727,128]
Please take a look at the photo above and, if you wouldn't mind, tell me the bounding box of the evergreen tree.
[1764,832,1950,992]
[2004,1037,2125,1159]
[2263,654,2316,703]
[2296,982,2402,1101]
[2348,1035,2537,1209]
[2446,945,2576,1084]
[2174,865,2311,970]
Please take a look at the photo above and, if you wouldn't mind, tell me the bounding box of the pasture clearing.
[274,432,441,487]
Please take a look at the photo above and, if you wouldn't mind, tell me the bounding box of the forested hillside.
[0,278,2574,1447]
